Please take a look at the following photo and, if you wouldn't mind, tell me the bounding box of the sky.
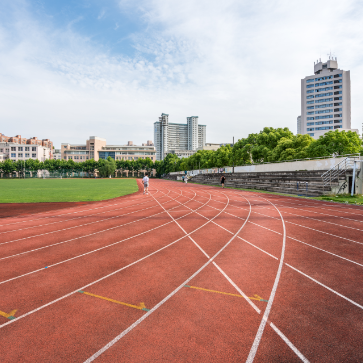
[1,0,363,148]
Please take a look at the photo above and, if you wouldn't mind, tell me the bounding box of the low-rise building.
[61,136,156,162]
[0,133,53,161]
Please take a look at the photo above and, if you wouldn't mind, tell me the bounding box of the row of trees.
[155,129,363,175]
[1,128,362,177]
[0,157,155,177]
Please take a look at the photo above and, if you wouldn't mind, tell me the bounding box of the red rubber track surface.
[0,179,362,362]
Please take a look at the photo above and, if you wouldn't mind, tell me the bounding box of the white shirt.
[142,176,149,184]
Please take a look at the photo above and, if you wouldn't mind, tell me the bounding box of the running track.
[1,179,362,362]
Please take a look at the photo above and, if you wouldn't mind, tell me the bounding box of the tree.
[269,134,314,162]
[98,157,116,177]
[306,130,362,158]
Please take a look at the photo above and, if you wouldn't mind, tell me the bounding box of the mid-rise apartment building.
[154,113,206,160]
[301,58,352,139]
[61,137,156,162]
[0,133,53,161]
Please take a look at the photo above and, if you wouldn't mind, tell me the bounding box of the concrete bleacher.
[166,170,349,196]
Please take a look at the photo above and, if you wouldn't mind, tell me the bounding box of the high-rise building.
[154,113,206,160]
[301,58,352,139]
[297,116,301,134]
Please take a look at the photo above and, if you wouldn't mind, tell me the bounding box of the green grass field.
[0,179,139,203]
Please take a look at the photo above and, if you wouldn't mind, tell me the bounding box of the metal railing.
[321,157,356,186]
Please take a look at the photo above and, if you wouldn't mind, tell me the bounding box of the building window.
[334,79,342,84]
[307,106,314,109]
[315,103,333,109]
[32,147,36,151]
[334,91,342,95]
[11,153,16,157]
[25,147,29,151]
[315,115,333,120]
[18,153,23,157]
[307,101,314,104]
[333,73,342,78]
[11,147,16,151]
[307,95,314,99]
[25,153,30,157]
[315,92,333,98]
[315,121,333,125]
[307,117,314,120]
[334,85,342,89]
[334,125,342,129]
[307,133,314,137]
[307,128,314,131]
[32,153,36,158]
[315,109,333,114]
[334,96,342,101]
[315,81,333,87]
[307,122,314,126]
[315,126,333,130]
[315,87,333,93]
[315,75,333,81]
[307,90,314,94]
[307,111,314,115]
[334,120,342,123]
[18,147,23,151]
[306,79,315,83]
[306,84,314,88]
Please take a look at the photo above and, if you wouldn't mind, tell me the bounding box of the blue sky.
[1,0,363,147]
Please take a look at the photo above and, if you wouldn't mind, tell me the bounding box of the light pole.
[232,136,235,173]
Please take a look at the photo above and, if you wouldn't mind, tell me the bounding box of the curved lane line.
[82,187,252,363]
[246,196,286,363]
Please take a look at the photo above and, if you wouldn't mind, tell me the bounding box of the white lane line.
[83,189,252,363]
[246,220,363,268]
[246,197,286,363]
[213,262,260,314]
[0,186,231,328]
[212,263,308,362]
[0,193,165,235]
[246,200,363,232]
[260,201,363,225]
[214,203,363,268]
[144,185,306,362]
[0,203,168,261]
[270,323,310,363]
[0,188,162,228]
[258,194,363,216]
[228,233,363,312]
[0,191,199,282]
[1,203,164,246]
[285,264,363,311]
[221,203,363,246]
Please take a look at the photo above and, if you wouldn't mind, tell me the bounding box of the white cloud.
[0,0,363,148]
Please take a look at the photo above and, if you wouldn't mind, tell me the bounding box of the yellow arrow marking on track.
[79,291,150,311]
[185,285,268,302]
[0,309,17,319]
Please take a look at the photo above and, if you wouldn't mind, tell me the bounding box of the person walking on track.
[220,174,226,188]
[142,173,149,195]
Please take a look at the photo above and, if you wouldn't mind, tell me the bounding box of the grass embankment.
[312,194,363,205]
[0,179,139,203]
